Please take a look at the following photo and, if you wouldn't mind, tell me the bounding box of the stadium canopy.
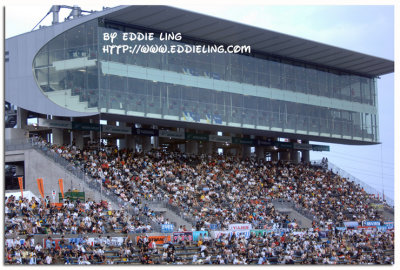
[100,5,394,78]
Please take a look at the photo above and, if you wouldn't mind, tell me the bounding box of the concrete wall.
[5,128,27,141]
[17,148,109,205]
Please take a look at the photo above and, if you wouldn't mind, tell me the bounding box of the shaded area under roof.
[100,5,393,77]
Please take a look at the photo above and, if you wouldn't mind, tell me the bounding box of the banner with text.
[228,223,252,231]
[102,125,131,134]
[172,231,193,243]
[132,128,159,136]
[159,130,185,139]
[136,235,171,245]
[161,224,174,233]
[185,133,209,141]
[38,118,72,129]
[209,135,232,144]
[384,221,394,230]
[362,221,381,227]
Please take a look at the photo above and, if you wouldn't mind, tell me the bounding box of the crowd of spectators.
[5,228,394,265]
[5,194,153,237]
[5,138,393,265]
[38,139,388,231]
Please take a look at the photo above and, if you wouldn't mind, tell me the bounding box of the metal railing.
[311,160,394,207]
[5,138,36,151]
[6,138,162,232]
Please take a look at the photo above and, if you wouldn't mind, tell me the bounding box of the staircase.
[272,199,313,228]
[20,140,192,232]
[141,199,193,231]
[44,89,98,113]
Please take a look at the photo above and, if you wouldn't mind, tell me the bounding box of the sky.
[3,1,396,203]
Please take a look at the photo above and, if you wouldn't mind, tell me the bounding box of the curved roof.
[101,5,393,77]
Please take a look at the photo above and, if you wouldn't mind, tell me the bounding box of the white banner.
[211,230,232,239]
[38,118,72,129]
[87,236,124,247]
[228,223,252,231]
[211,230,251,239]
[101,125,131,134]
[209,135,232,143]
[159,130,185,139]
[233,230,251,239]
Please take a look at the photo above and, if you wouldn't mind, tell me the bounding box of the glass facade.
[32,19,379,143]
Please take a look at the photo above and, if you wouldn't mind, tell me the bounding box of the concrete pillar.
[271,152,278,162]
[228,147,238,156]
[279,151,290,161]
[152,125,159,149]
[186,140,198,155]
[89,118,99,143]
[255,146,265,161]
[122,134,136,151]
[52,127,64,146]
[200,141,213,155]
[51,116,65,146]
[301,140,310,163]
[289,139,299,163]
[17,107,28,129]
[291,150,300,163]
[302,150,310,163]
[142,136,152,153]
[242,145,251,159]
[74,130,84,149]
[16,165,24,175]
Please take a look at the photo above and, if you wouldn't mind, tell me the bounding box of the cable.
[31,11,51,31]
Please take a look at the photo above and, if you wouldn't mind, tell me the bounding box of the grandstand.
[4,5,394,265]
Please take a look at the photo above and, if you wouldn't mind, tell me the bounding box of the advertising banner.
[335,227,347,231]
[101,125,131,134]
[211,230,232,240]
[257,140,273,146]
[233,230,251,239]
[211,230,251,239]
[250,229,274,237]
[293,143,313,150]
[384,221,394,230]
[87,236,124,247]
[377,226,388,232]
[159,130,185,139]
[38,118,72,129]
[343,221,359,228]
[209,224,220,230]
[293,231,307,236]
[161,224,174,233]
[136,235,171,245]
[232,137,254,145]
[209,135,232,144]
[58,179,64,200]
[172,231,193,243]
[357,226,377,233]
[37,178,45,199]
[193,231,209,242]
[185,133,209,141]
[6,238,28,248]
[311,144,330,151]
[363,221,380,227]
[273,141,293,149]
[18,177,24,199]
[72,122,100,131]
[228,223,252,231]
[132,128,159,136]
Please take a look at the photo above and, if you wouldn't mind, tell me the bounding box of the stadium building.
[5,5,394,191]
